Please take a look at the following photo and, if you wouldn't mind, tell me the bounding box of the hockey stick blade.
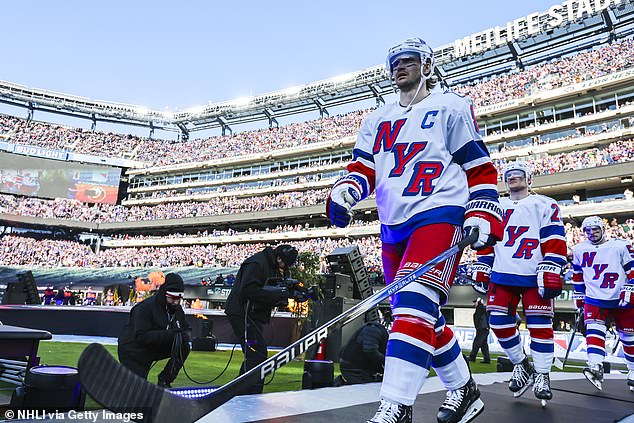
[78,230,477,423]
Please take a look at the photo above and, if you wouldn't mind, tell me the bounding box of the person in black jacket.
[224,244,299,395]
[467,297,490,364]
[336,321,389,386]
[118,273,191,388]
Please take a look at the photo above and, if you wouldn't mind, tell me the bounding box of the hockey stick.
[562,308,584,369]
[78,230,477,423]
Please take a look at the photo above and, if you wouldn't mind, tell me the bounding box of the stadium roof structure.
[0,2,632,136]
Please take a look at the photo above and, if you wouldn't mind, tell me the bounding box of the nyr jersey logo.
[502,209,539,259]
[580,251,619,289]
[372,115,444,197]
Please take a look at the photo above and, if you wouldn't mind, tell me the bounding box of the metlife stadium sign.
[453,0,623,58]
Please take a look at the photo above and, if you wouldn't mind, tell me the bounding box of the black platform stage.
[6,373,634,422]
[200,373,634,423]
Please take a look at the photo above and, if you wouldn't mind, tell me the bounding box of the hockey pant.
[380,224,469,406]
[487,284,554,373]
[584,304,634,371]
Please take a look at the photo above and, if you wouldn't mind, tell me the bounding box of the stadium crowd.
[0,38,632,167]
[2,137,634,222]
[2,220,634,271]
[452,38,634,106]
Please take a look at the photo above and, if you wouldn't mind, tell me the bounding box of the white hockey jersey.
[345,88,499,243]
[479,194,567,287]
[571,238,634,308]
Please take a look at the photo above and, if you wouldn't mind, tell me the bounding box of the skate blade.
[540,399,547,407]
[629,385,634,392]
[583,370,603,391]
[512,381,534,398]
[457,398,484,423]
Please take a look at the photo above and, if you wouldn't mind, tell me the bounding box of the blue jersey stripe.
[540,224,566,238]
[381,206,464,243]
[452,140,489,166]
[352,148,375,163]
[585,297,620,309]
[491,272,536,287]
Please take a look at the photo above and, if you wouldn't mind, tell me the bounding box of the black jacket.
[473,302,489,330]
[224,247,288,323]
[340,322,388,372]
[118,284,190,362]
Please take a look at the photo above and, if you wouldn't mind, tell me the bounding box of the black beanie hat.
[274,245,299,267]
[163,273,184,298]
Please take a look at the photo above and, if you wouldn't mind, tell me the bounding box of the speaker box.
[326,246,373,300]
[302,360,334,389]
[2,282,27,305]
[192,336,217,352]
[320,273,354,299]
[17,271,40,305]
[496,356,514,372]
[310,297,365,362]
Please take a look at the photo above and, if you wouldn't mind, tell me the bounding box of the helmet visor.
[389,52,420,72]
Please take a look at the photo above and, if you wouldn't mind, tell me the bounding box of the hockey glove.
[536,261,563,299]
[572,291,585,311]
[619,283,634,307]
[326,177,361,228]
[471,262,491,295]
[463,198,503,250]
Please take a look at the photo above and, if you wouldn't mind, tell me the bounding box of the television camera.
[265,277,321,302]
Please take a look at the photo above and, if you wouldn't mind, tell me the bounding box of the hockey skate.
[583,363,604,390]
[533,372,552,407]
[437,377,484,423]
[367,399,412,423]
[509,357,534,398]
[627,369,634,392]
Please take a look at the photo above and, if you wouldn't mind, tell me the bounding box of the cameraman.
[224,244,299,395]
[118,273,191,388]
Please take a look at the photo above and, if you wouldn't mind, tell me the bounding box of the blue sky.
[2,1,565,108]
[0,0,563,136]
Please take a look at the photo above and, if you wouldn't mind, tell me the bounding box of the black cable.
[181,341,239,385]
[170,320,241,385]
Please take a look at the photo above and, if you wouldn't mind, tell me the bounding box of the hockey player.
[571,216,634,391]
[473,161,567,405]
[327,37,503,423]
